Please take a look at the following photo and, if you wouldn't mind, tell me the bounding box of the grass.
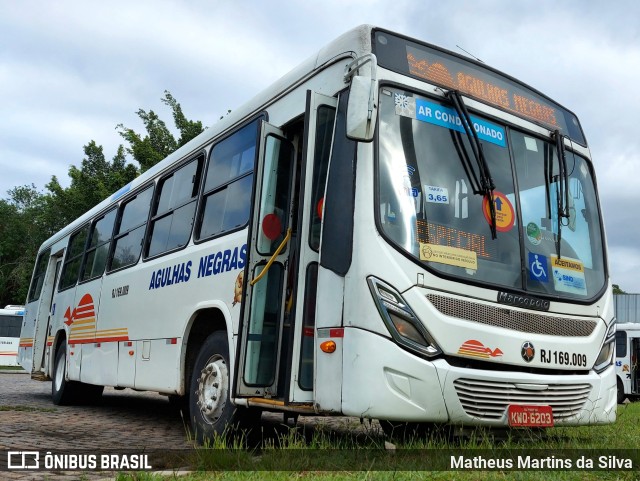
[0,365,23,370]
[114,402,640,481]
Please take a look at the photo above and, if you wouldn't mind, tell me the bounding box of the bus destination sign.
[373,29,586,145]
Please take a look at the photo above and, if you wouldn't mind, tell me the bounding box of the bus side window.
[198,118,261,240]
[309,105,336,252]
[147,155,203,258]
[59,225,90,291]
[81,208,117,281]
[108,186,153,272]
[27,249,51,302]
[616,331,627,358]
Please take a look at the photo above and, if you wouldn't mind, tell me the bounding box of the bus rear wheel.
[189,331,260,444]
[52,345,103,405]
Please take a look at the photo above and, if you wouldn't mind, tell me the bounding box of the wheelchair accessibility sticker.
[529,253,549,283]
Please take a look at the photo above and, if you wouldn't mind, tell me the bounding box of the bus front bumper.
[340,327,617,426]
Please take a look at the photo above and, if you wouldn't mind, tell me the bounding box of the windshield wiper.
[445,90,497,239]
[553,130,571,258]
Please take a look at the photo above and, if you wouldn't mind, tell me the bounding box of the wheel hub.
[196,354,228,424]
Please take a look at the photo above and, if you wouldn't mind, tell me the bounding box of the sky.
[1,0,639,293]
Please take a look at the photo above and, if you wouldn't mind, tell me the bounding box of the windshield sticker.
[528,253,549,283]
[395,93,416,117]
[482,191,515,232]
[406,98,506,148]
[425,185,449,204]
[526,222,542,245]
[551,255,587,295]
[419,242,478,270]
[524,136,539,152]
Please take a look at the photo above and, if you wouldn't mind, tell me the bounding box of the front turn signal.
[320,340,337,353]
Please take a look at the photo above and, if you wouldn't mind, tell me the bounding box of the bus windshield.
[377,87,606,300]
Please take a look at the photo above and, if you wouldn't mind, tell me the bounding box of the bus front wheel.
[189,331,260,444]
[617,378,625,404]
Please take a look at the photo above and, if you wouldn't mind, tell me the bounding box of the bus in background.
[1,305,25,367]
[615,323,640,404]
[19,25,615,442]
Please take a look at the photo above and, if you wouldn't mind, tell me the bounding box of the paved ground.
[1,371,193,480]
[0,371,373,481]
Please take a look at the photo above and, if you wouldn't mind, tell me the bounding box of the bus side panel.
[133,339,181,392]
[82,342,118,386]
[98,231,246,393]
[0,338,19,366]
[118,340,136,386]
[77,278,112,386]
[314,267,344,412]
[17,308,34,372]
[0,313,20,366]
[53,286,81,380]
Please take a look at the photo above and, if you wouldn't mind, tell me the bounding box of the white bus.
[19,25,616,441]
[615,323,640,404]
[1,306,24,367]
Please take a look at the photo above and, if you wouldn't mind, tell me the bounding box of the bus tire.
[52,345,78,405]
[617,378,625,404]
[52,345,104,405]
[188,331,261,444]
[379,420,442,442]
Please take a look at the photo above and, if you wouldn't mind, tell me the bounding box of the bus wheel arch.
[183,308,229,396]
[49,330,67,379]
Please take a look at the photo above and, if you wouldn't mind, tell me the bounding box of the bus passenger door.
[32,255,62,378]
[288,92,337,402]
[632,338,640,394]
[235,122,296,397]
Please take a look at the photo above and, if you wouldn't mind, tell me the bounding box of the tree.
[0,91,203,305]
[45,142,138,229]
[613,284,626,294]
[0,185,49,305]
[117,90,204,172]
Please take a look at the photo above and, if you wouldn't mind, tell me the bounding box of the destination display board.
[373,29,586,146]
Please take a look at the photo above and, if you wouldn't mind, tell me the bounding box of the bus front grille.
[427,294,597,337]
[453,378,592,421]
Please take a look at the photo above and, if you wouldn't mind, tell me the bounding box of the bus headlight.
[593,322,616,373]
[367,277,441,358]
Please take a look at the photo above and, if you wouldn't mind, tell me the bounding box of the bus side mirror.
[346,76,378,141]
[344,54,378,142]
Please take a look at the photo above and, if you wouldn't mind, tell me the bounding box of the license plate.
[507,405,554,427]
